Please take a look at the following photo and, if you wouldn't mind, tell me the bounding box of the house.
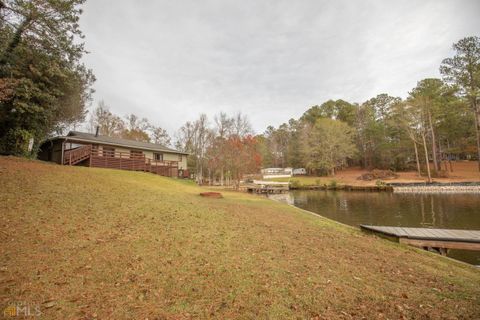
[38,131,188,178]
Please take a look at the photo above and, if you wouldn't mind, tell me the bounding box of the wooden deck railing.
[91,149,147,159]
[63,145,181,177]
[64,145,92,165]
[147,158,179,177]
[147,158,178,167]
[90,149,147,171]
[90,149,179,176]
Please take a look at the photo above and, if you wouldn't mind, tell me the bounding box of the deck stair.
[64,145,91,165]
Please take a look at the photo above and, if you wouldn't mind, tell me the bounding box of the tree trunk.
[196,158,203,185]
[427,105,439,172]
[363,144,368,169]
[220,167,224,186]
[413,141,421,177]
[421,132,432,183]
[235,172,240,190]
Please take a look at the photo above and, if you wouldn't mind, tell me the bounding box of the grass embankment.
[266,176,391,191]
[1,157,479,319]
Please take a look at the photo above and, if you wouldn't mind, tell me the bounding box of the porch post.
[60,140,65,165]
[89,144,92,167]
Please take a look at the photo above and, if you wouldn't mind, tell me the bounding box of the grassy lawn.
[1,157,479,319]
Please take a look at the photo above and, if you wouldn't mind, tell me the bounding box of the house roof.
[45,131,188,155]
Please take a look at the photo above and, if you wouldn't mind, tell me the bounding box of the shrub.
[0,128,34,157]
[376,180,386,187]
[290,179,301,188]
[328,180,337,188]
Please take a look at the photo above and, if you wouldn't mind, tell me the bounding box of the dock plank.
[360,225,480,244]
[424,228,442,237]
[441,229,461,239]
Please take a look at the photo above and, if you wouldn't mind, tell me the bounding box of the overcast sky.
[79,0,480,136]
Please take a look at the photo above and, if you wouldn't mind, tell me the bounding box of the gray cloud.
[79,0,480,135]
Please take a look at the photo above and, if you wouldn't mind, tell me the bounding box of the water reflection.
[287,191,480,265]
[268,192,294,205]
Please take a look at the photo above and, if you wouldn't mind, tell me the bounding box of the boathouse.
[38,131,188,178]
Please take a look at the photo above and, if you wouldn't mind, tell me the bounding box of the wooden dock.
[242,180,289,194]
[360,225,480,255]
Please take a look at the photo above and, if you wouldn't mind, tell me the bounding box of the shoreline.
[288,184,393,191]
[287,181,480,193]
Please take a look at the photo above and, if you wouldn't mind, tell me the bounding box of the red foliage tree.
[223,135,262,187]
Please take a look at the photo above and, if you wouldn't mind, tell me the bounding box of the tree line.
[1,2,478,182]
[258,36,480,180]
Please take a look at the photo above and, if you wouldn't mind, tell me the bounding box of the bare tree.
[176,112,254,185]
[150,126,171,146]
[395,103,423,177]
[124,114,149,131]
[232,112,253,137]
[176,114,212,184]
[89,101,125,137]
[120,114,151,142]
[193,114,211,184]
[214,112,234,138]
[212,112,237,185]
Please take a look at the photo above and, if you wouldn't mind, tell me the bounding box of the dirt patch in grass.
[357,169,399,181]
[1,156,479,319]
[199,192,223,198]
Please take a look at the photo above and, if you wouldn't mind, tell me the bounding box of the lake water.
[283,191,480,265]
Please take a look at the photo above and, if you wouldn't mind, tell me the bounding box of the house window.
[130,150,143,159]
[103,147,115,157]
[154,153,163,161]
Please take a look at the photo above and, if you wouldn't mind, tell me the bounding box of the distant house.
[292,168,307,176]
[38,131,188,178]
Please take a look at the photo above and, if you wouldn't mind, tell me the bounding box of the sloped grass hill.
[1,157,479,319]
